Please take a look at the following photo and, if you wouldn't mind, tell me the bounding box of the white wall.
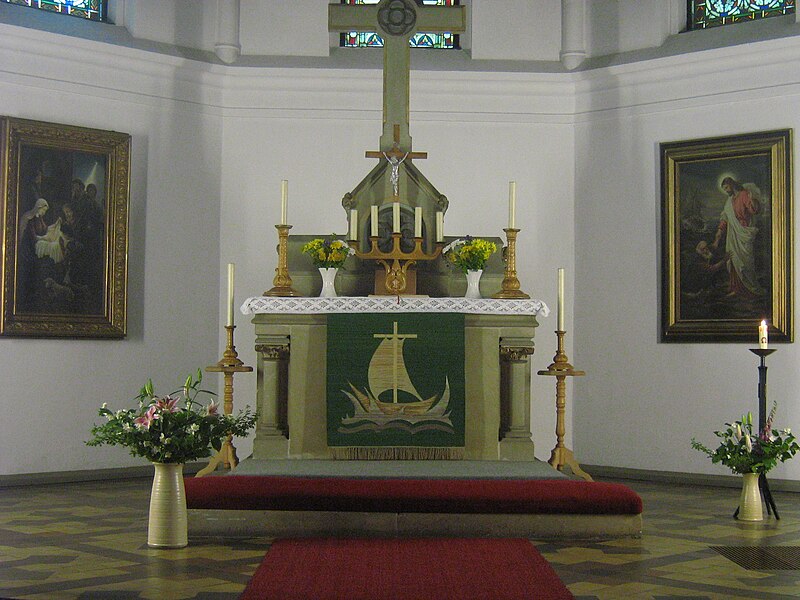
[469,0,561,61]
[0,23,224,475]
[573,37,800,481]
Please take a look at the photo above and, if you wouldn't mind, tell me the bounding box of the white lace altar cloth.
[241,296,550,317]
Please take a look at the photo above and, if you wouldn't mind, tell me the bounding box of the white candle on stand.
[436,212,444,242]
[414,207,422,238]
[349,209,358,241]
[508,181,517,229]
[371,205,379,237]
[759,320,768,349]
[227,263,235,327]
[393,202,400,233]
[557,268,565,331]
[280,180,288,225]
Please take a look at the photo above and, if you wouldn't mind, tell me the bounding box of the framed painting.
[661,129,792,343]
[0,117,130,338]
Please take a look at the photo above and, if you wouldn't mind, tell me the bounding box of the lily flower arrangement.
[691,402,799,474]
[87,371,257,464]
[302,236,355,268]
[443,236,498,273]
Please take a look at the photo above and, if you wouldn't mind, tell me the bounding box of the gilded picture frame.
[0,117,130,338]
[661,129,793,343]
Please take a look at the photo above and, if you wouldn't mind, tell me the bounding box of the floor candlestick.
[196,325,253,477]
[732,348,779,519]
[537,329,591,481]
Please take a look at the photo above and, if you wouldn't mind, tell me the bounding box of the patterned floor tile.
[0,477,799,599]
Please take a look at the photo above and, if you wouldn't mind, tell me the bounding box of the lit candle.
[371,205,379,237]
[280,179,288,225]
[393,201,400,233]
[557,268,565,331]
[349,209,358,241]
[414,207,422,238]
[227,263,235,327]
[508,181,516,229]
[436,211,444,242]
[759,320,768,349]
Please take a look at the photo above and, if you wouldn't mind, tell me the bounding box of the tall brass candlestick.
[537,330,592,482]
[492,228,530,299]
[196,325,253,477]
[264,224,301,297]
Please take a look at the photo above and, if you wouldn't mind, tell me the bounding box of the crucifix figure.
[329,0,466,153]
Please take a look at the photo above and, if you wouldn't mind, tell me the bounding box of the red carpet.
[239,538,574,600]
[186,475,642,515]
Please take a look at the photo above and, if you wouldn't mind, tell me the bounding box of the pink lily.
[206,400,219,416]
[134,406,158,429]
[155,395,179,413]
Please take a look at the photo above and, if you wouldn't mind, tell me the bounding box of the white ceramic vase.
[738,472,763,521]
[464,269,483,299]
[148,462,188,548]
[319,267,338,298]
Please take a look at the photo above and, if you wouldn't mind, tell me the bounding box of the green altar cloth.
[327,313,465,456]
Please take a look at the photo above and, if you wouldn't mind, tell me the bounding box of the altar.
[243,296,548,462]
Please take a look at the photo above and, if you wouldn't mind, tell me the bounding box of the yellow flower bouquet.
[443,236,498,273]
[301,237,355,268]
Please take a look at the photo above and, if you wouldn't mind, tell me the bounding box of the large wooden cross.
[329,0,466,152]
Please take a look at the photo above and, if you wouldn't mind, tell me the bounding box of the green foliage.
[86,370,257,464]
[302,236,354,268]
[691,403,798,474]
[443,236,498,273]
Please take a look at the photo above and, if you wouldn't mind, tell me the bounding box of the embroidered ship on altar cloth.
[327,313,465,456]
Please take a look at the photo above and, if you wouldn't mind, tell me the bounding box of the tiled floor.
[0,476,798,599]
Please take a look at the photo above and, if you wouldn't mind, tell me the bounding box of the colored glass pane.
[2,0,106,21]
[341,0,460,49]
[688,0,794,29]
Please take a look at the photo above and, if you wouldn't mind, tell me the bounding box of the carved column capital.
[255,344,289,360]
[500,346,534,362]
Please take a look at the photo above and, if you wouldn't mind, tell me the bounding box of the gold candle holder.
[196,325,253,477]
[349,233,442,295]
[264,224,301,297]
[537,330,592,481]
[492,228,530,299]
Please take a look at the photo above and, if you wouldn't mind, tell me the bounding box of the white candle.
[393,202,400,233]
[227,263,235,327]
[280,179,288,225]
[759,320,768,349]
[349,209,358,241]
[508,181,516,229]
[436,211,444,242]
[557,268,565,331]
[414,207,422,238]
[371,205,379,237]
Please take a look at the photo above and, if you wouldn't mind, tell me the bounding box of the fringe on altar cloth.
[330,447,465,460]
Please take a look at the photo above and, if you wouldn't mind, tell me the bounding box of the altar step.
[185,460,642,540]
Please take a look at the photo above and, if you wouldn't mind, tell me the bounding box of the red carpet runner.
[239,538,574,600]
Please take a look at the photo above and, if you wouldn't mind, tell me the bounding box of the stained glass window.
[341,0,460,49]
[688,0,794,29]
[2,0,106,22]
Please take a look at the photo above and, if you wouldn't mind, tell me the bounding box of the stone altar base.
[186,460,642,541]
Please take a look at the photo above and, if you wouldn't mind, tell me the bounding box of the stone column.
[498,337,536,461]
[215,0,241,64]
[253,336,289,458]
[560,0,586,71]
